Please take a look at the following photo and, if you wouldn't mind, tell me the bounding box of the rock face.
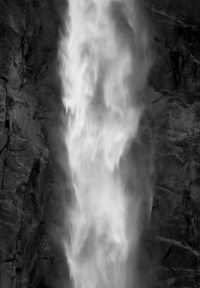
[147,1,200,287]
[0,1,65,287]
[0,0,199,287]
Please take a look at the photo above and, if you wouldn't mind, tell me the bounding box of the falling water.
[59,0,151,288]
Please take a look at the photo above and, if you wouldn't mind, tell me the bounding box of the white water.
[59,1,151,288]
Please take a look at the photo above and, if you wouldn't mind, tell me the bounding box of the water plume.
[59,0,152,288]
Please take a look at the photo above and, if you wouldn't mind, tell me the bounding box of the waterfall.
[59,1,152,287]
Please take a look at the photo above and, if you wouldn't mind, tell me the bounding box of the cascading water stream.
[59,0,151,288]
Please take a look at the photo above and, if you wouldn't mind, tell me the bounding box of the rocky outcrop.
[146,1,200,287]
[0,0,200,287]
[0,1,61,287]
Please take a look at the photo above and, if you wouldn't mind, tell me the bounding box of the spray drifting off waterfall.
[59,0,151,288]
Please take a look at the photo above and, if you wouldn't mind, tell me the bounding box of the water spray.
[59,1,151,287]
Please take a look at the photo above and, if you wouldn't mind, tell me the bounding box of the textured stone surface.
[146,1,200,287]
[0,0,200,288]
[0,1,61,287]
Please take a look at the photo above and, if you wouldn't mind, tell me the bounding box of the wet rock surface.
[0,1,65,287]
[146,1,200,287]
[0,0,200,287]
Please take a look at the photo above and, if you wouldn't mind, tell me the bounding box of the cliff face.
[148,1,200,287]
[0,0,200,288]
[0,1,64,287]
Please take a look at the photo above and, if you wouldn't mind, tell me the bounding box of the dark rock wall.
[0,0,199,288]
[0,1,66,287]
[146,1,200,287]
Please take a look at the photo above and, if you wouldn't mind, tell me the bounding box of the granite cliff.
[0,0,200,287]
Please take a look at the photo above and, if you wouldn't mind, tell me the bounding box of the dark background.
[0,0,200,287]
